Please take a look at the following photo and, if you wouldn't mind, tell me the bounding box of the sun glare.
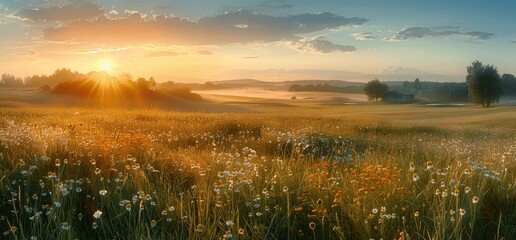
[101,60,112,72]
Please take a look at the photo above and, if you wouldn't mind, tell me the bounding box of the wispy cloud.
[351,32,375,40]
[385,26,494,41]
[197,50,214,55]
[41,10,367,48]
[256,1,293,9]
[511,39,516,44]
[287,36,355,53]
[14,2,103,23]
[143,51,184,58]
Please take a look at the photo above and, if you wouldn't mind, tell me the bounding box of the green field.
[0,104,515,239]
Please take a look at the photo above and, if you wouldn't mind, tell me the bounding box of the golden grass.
[0,106,514,239]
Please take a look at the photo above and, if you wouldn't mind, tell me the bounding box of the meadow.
[0,104,514,239]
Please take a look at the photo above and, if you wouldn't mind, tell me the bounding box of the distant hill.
[209,79,364,91]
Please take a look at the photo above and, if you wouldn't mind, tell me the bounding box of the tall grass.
[0,107,514,239]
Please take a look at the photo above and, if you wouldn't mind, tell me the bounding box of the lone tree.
[364,78,389,101]
[466,61,502,108]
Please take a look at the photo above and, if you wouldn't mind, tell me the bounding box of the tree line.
[289,83,363,93]
[1,68,85,88]
[0,68,203,102]
[364,61,516,107]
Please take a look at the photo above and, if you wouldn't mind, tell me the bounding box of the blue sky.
[1,0,515,82]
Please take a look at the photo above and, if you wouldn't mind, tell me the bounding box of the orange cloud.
[42,10,367,47]
[143,51,184,58]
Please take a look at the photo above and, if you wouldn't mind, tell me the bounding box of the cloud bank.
[41,10,367,48]
[385,26,494,41]
[351,32,375,40]
[288,36,355,53]
[14,2,103,23]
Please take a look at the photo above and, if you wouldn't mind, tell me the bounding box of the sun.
[101,60,112,72]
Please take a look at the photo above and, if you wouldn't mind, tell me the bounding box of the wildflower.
[93,210,103,219]
[238,228,245,235]
[372,208,378,214]
[309,222,316,230]
[55,159,61,167]
[168,206,175,212]
[435,189,441,196]
[48,172,57,178]
[317,199,323,205]
[414,211,419,217]
[449,210,456,215]
[459,208,466,216]
[472,196,479,204]
[381,207,386,213]
[409,162,415,172]
[92,222,98,229]
[78,213,83,221]
[150,220,157,228]
[226,220,234,226]
[465,186,472,193]
[90,159,96,165]
[61,222,71,231]
[99,190,107,196]
[94,168,101,175]
[426,161,433,170]
[452,189,459,197]
[161,210,167,216]
[196,224,204,233]
[256,212,262,216]
[450,216,455,222]
[126,204,132,211]
[441,189,449,198]
[223,230,233,239]
[412,173,419,182]
[283,186,289,193]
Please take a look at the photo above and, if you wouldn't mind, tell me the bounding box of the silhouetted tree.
[466,61,502,108]
[135,77,156,91]
[501,74,516,96]
[1,73,23,87]
[413,78,422,90]
[364,79,389,101]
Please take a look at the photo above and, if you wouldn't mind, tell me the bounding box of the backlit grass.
[0,107,514,239]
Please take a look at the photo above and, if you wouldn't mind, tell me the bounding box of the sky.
[1,0,515,82]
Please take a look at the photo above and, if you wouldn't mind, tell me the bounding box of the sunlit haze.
[1,0,515,82]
